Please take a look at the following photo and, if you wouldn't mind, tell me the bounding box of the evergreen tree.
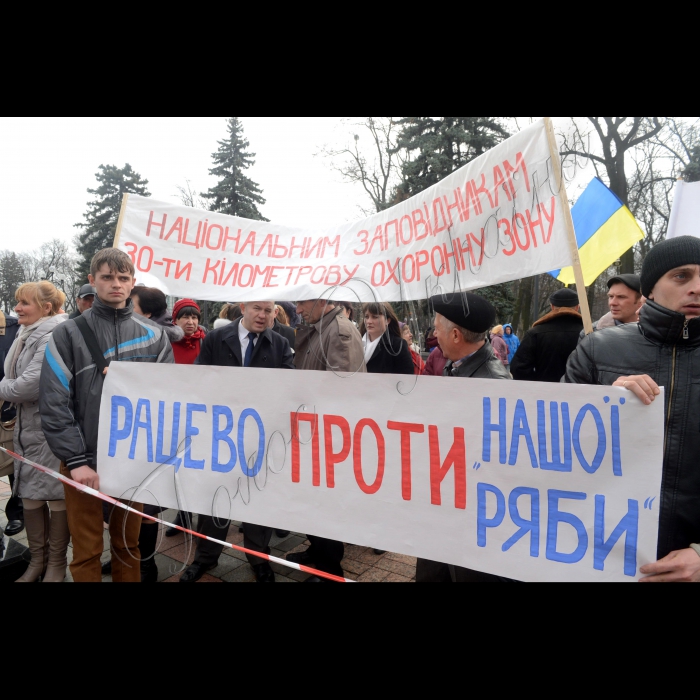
[203,118,267,221]
[394,117,510,199]
[684,145,700,183]
[394,117,513,321]
[75,164,150,282]
[0,251,26,313]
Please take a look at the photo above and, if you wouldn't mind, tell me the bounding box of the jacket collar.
[533,307,582,328]
[90,296,134,323]
[447,340,493,377]
[639,301,700,347]
[311,306,343,332]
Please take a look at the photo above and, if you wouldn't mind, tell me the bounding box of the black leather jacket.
[565,301,700,558]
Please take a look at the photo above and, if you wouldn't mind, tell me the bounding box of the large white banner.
[98,364,664,583]
[668,180,700,239]
[116,120,574,303]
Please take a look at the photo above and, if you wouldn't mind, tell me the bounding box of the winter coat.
[0,315,67,500]
[0,311,20,422]
[171,327,206,365]
[410,348,426,376]
[503,325,520,364]
[445,341,513,381]
[565,301,700,559]
[423,347,448,377]
[39,297,174,473]
[295,307,366,374]
[578,312,631,342]
[490,334,509,366]
[366,332,415,376]
[196,319,294,370]
[511,308,584,383]
[272,320,296,351]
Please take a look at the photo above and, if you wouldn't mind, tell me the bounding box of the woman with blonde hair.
[0,281,69,583]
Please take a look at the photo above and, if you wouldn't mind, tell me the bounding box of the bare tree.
[177,179,209,210]
[320,117,405,214]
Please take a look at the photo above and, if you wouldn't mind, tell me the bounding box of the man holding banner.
[566,237,700,583]
[416,293,512,583]
[39,249,175,583]
[287,299,365,582]
[179,301,295,584]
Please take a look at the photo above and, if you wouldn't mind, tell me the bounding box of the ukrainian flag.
[551,177,645,286]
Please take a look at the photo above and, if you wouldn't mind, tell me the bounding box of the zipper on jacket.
[114,311,119,362]
[664,346,678,456]
[683,320,689,340]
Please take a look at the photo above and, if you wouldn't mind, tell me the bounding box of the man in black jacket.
[511,288,584,383]
[0,310,22,537]
[417,294,512,583]
[566,236,700,583]
[179,301,295,584]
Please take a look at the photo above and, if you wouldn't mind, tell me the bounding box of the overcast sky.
[0,117,364,253]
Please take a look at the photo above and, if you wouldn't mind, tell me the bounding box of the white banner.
[98,364,664,583]
[668,180,700,240]
[116,120,574,303]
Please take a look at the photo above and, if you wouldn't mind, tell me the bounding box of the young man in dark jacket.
[417,294,512,583]
[511,288,584,383]
[1,310,23,536]
[566,236,700,583]
[179,301,295,584]
[39,250,174,583]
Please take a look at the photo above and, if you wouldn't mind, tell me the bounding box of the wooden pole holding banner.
[112,194,130,249]
[544,118,594,335]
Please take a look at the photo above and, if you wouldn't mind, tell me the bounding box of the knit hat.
[431,293,497,333]
[549,288,580,308]
[641,236,700,298]
[172,299,201,320]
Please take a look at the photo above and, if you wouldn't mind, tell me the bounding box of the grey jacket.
[0,315,67,500]
[39,297,174,473]
[445,340,513,381]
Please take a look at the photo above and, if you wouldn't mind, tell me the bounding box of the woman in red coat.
[171,299,206,365]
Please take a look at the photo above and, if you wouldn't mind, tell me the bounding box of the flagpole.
[544,118,594,335]
[112,194,130,249]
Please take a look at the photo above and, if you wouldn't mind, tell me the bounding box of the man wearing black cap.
[584,274,644,337]
[566,236,700,583]
[69,285,96,319]
[416,293,512,583]
[510,288,583,383]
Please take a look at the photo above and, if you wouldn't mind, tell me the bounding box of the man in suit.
[179,301,295,584]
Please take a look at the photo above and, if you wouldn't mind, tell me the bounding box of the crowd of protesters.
[1,237,700,584]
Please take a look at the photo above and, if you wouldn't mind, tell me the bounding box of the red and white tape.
[0,446,354,584]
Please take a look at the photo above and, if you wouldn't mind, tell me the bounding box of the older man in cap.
[417,293,512,583]
[69,285,96,319]
[566,237,700,582]
[510,288,584,383]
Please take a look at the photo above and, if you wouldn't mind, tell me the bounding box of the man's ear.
[88,274,95,286]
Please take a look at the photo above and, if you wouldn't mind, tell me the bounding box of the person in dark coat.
[68,285,96,320]
[360,303,415,376]
[510,288,584,383]
[179,301,295,584]
[566,237,700,583]
[1,309,22,537]
[270,305,296,351]
[417,294,512,583]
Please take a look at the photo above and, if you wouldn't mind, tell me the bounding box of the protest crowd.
[1,235,700,585]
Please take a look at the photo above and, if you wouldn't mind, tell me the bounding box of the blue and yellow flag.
[551,178,644,286]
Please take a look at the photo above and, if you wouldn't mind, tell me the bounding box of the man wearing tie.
[179,301,295,584]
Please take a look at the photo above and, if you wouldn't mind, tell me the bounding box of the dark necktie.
[244,333,258,368]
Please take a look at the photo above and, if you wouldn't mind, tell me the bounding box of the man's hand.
[71,466,100,491]
[640,549,700,583]
[613,375,661,406]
